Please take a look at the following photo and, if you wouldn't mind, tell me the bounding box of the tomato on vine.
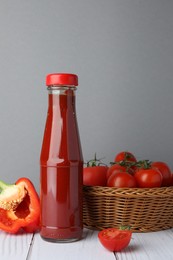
[170,173,173,186]
[83,155,108,186]
[107,164,128,180]
[107,171,137,188]
[114,151,137,164]
[107,161,135,180]
[151,161,171,187]
[114,151,137,173]
[134,168,163,188]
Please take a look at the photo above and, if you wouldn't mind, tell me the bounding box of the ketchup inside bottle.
[40,74,83,242]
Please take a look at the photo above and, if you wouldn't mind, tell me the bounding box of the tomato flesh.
[98,228,132,252]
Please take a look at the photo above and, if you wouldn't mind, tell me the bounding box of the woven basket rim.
[83,185,173,197]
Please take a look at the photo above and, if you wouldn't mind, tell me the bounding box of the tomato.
[170,174,173,186]
[114,151,137,163]
[134,168,163,188]
[98,228,132,252]
[114,151,137,173]
[83,166,108,186]
[151,161,171,187]
[107,171,137,188]
[107,164,135,180]
[106,164,128,179]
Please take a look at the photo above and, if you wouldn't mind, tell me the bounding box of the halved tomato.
[98,228,132,252]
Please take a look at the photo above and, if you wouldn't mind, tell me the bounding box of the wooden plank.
[29,229,115,260]
[0,231,33,260]
[1,228,173,259]
[115,229,173,260]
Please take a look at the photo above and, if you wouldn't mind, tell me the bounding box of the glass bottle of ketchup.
[40,73,83,242]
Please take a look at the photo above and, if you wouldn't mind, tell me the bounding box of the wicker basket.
[83,185,173,232]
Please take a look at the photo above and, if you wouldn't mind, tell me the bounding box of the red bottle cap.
[46,73,78,86]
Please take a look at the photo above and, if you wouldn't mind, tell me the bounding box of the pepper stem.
[0,180,12,192]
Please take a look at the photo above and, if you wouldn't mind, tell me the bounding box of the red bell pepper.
[0,177,40,234]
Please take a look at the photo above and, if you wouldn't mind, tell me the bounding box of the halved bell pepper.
[0,177,40,234]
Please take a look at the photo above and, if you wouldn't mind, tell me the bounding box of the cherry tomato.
[114,151,137,163]
[151,161,171,187]
[98,228,132,252]
[107,171,137,188]
[83,166,108,186]
[134,168,163,188]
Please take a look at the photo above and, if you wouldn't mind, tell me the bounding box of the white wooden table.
[1,228,173,260]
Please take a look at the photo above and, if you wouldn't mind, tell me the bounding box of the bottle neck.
[47,85,76,95]
[47,86,76,109]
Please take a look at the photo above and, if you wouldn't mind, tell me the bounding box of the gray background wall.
[0,0,173,190]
